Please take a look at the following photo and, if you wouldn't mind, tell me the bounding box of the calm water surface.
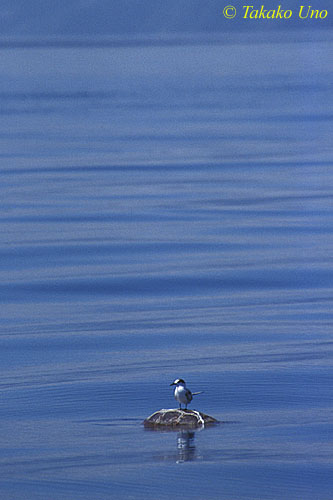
[1,32,333,499]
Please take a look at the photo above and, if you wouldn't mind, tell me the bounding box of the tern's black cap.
[170,378,186,385]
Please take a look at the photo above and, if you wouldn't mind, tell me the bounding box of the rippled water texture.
[1,32,333,499]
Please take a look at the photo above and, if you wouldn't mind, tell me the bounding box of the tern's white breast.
[175,385,191,404]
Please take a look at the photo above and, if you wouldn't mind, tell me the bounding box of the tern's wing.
[185,389,193,402]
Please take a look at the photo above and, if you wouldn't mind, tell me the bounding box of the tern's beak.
[170,382,175,386]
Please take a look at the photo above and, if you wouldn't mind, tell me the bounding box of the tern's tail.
[192,391,204,396]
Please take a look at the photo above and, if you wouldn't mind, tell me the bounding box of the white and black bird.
[170,378,202,410]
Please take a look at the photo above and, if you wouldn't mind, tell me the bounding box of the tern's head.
[170,378,186,386]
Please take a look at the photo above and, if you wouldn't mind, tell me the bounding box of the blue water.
[1,31,333,499]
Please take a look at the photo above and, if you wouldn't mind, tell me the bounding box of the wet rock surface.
[143,408,219,428]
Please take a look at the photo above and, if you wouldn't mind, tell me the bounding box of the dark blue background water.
[1,30,333,499]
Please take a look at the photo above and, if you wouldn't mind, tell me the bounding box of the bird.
[170,378,202,410]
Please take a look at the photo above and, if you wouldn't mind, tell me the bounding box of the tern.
[170,378,202,410]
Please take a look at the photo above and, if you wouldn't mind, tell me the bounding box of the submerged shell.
[143,408,218,428]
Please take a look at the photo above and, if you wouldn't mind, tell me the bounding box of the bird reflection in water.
[176,430,196,463]
[144,422,204,463]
